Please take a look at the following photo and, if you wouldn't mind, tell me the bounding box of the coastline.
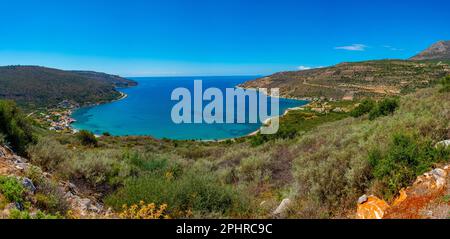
[245,104,309,137]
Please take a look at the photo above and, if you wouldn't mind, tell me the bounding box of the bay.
[71,76,308,140]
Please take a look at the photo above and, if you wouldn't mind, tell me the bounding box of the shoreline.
[244,104,309,138]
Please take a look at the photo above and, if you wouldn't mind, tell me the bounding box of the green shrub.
[0,176,25,203]
[76,130,98,147]
[27,137,69,172]
[8,209,62,219]
[350,99,376,118]
[368,98,399,120]
[60,150,134,189]
[0,100,35,155]
[439,75,450,93]
[369,133,450,199]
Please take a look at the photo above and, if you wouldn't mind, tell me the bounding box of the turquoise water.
[71,76,308,140]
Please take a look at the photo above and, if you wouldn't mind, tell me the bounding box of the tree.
[0,100,35,155]
[350,99,376,118]
[76,130,98,147]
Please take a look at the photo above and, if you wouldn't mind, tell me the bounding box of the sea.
[71,76,308,140]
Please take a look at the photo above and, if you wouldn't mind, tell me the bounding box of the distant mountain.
[410,41,450,61]
[240,60,450,100]
[0,66,136,108]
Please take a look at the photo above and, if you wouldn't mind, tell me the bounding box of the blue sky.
[0,0,449,76]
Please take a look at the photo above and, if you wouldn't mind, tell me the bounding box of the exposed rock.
[78,198,92,212]
[22,178,36,194]
[12,155,27,164]
[14,202,24,211]
[62,181,79,195]
[431,168,447,189]
[272,198,291,218]
[356,195,390,219]
[436,140,450,148]
[357,195,368,204]
[392,189,408,206]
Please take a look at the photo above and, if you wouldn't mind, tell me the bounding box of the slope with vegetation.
[240,60,450,100]
[0,66,136,108]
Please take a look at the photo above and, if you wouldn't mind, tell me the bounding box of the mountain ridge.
[240,60,450,100]
[410,40,450,61]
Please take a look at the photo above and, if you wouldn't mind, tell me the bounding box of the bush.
[368,98,399,120]
[34,192,68,215]
[35,182,69,214]
[350,99,376,118]
[60,150,135,190]
[76,130,98,147]
[105,170,246,217]
[27,137,69,172]
[439,75,450,93]
[0,176,25,203]
[369,133,450,199]
[8,209,62,219]
[0,100,35,155]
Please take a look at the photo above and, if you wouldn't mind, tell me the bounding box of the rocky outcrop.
[0,145,113,219]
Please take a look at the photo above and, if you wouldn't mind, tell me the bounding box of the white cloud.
[383,45,404,51]
[297,65,325,71]
[334,44,368,51]
[297,65,312,70]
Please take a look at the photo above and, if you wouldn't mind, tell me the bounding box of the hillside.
[0,66,135,108]
[410,41,450,61]
[71,71,137,88]
[240,60,449,100]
